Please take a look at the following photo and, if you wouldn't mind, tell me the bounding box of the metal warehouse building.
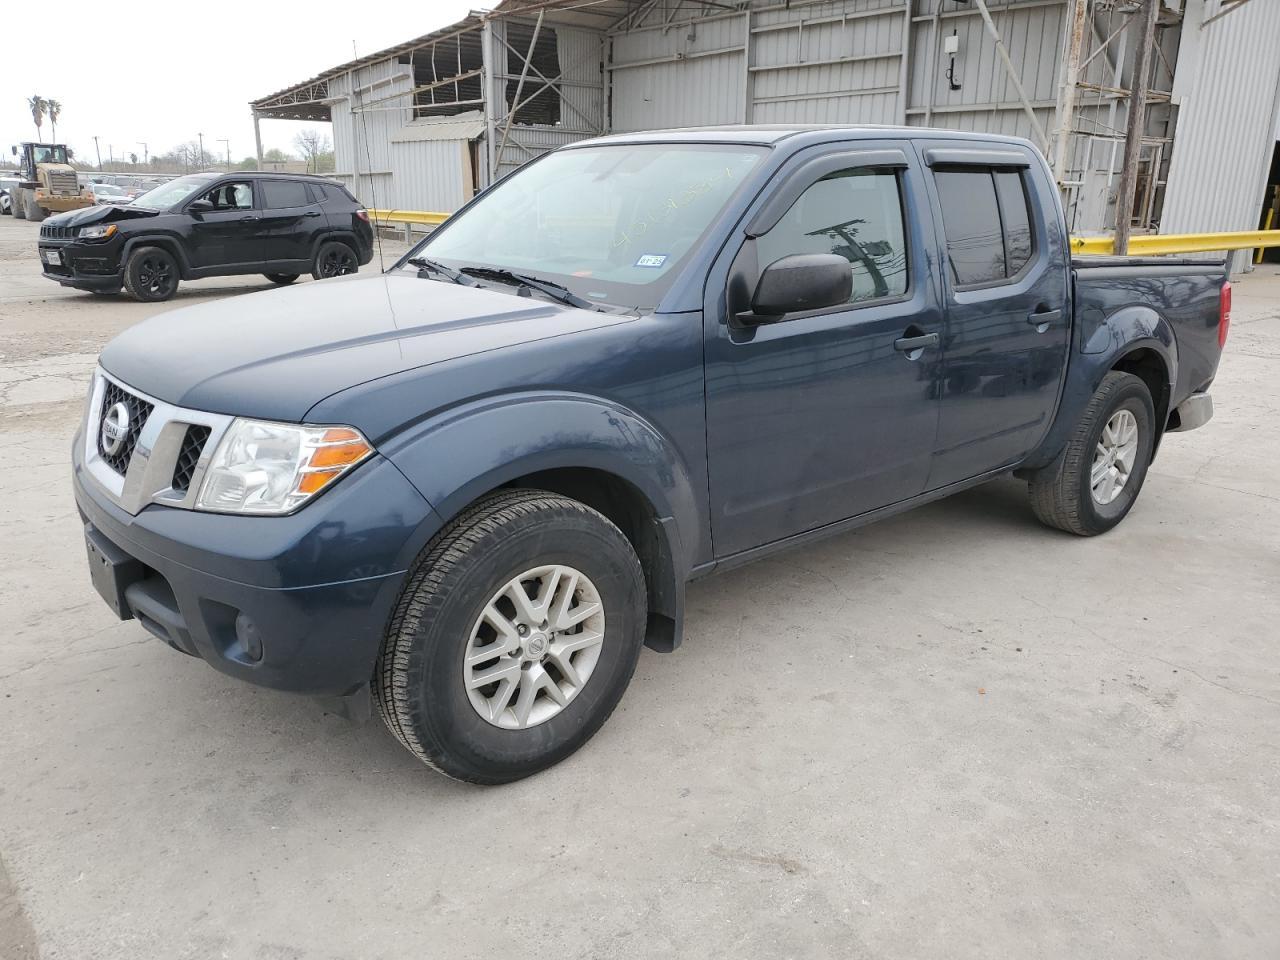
[251,0,1280,269]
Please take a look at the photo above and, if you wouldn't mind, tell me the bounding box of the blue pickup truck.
[73,126,1228,783]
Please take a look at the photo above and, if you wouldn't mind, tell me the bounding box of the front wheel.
[375,490,647,784]
[1028,371,1156,536]
[25,196,46,222]
[123,246,180,302]
[311,241,358,280]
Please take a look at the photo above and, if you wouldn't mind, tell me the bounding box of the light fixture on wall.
[944,30,962,91]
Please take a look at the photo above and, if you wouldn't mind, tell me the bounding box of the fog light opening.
[235,613,264,663]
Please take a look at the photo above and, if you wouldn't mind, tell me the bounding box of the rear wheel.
[12,191,26,220]
[374,490,647,784]
[123,246,179,302]
[1028,371,1156,536]
[311,241,358,280]
[264,273,299,285]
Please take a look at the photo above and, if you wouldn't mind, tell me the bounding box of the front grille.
[40,223,76,239]
[171,425,211,493]
[47,170,79,195]
[98,380,154,475]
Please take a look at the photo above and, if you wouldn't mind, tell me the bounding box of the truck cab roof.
[571,124,1037,152]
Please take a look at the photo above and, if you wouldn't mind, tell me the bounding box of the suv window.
[202,181,254,211]
[755,168,908,305]
[318,183,352,205]
[261,179,310,209]
[933,168,1035,286]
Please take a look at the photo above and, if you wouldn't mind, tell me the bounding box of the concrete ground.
[0,211,1277,960]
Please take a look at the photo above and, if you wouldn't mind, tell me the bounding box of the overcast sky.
[1,0,478,167]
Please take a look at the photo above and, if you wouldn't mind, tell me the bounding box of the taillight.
[1218,281,1231,349]
[355,208,369,223]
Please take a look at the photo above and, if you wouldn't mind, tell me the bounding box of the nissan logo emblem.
[100,401,131,456]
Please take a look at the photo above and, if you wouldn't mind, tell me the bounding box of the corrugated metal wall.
[330,61,419,209]
[1160,0,1280,271]
[391,140,471,211]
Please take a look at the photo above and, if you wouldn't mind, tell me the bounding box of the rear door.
[186,179,263,269]
[915,142,1071,488]
[259,179,324,266]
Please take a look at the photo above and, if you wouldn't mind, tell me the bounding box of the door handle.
[304,210,321,218]
[239,215,260,223]
[1027,308,1062,328]
[894,331,940,353]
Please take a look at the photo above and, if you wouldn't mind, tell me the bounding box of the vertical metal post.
[1052,0,1090,183]
[897,1,912,125]
[481,19,500,186]
[972,0,1050,151]
[1113,0,1158,255]
[741,7,753,123]
[252,111,264,166]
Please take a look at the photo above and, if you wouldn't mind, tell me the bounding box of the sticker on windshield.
[634,254,668,268]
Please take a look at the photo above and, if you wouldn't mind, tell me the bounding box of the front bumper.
[73,434,441,696]
[39,237,123,291]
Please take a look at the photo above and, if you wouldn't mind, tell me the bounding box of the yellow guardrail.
[1070,230,1280,256]
[368,208,450,227]
[366,207,1279,260]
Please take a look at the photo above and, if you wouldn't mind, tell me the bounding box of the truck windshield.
[131,174,216,211]
[411,143,768,309]
[31,145,67,164]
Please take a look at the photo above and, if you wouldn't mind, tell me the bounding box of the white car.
[89,182,133,206]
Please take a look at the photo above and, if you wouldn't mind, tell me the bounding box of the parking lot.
[1,208,1278,958]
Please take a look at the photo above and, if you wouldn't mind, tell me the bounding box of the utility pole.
[217,138,230,171]
[137,142,148,166]
[1113,0,1159,255]
[198,132,205,169]
[108,144,114,168]
[93,136,102,170]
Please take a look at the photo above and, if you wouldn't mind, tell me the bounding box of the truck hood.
[46,202,155,228]
[99,272,633,422]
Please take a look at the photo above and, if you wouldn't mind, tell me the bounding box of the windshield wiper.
[407,256,476,285]
[459,266,601,311]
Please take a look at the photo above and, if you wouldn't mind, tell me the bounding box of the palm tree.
[28,95,47,140]
[46,99,62,141]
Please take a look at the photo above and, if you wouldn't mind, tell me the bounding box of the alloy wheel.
[1091,408,1139,505]
[463,564,605,729]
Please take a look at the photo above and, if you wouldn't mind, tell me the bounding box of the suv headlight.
[195,419,373,515]
[78,223,118,240]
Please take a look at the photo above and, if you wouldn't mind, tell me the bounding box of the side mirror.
[187,198,214,213]
[748,254,852,320]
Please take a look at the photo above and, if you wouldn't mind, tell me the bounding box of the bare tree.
[293,128,332,173]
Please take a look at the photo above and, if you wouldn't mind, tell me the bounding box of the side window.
[261,179,310,209]
[203,181,254,211]
[934,168,1036,287]
[755,168,909,305]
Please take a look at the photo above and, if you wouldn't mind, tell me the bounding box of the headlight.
[78,223,117,240]
[195,419,373,515]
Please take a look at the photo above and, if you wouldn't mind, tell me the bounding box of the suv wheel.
[123,246,179,302]
[312,241,358,280]
[264,273,299,285]
[1028,371,1156,536]
[374,489,647,784]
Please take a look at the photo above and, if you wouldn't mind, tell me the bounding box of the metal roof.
[249,1,650,121]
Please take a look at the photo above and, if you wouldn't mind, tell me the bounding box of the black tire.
[25,196,45,222]
[264,273,299,285]
[12,192,26,220]
[375,489,647,784]
[311,241,358,280]
[123,246,180,302]
[1028,371,1156,536]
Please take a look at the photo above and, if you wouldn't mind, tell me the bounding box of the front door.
[916,142,1071,487]
[186,179,263,270]
[704,146,945,558]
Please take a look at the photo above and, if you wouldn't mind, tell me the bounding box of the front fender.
[378,391,705,574]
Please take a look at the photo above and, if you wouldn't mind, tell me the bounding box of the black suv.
[37,172,375,302]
